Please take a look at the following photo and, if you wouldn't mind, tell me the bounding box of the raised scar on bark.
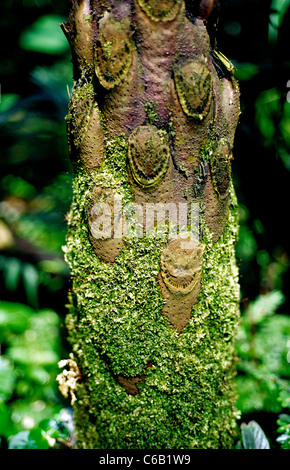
[78,104,105,173]
[94,12,133,90]
[158,236,204,332]
[87,185,124,264]
[210,138,232,202]
[128,125,171,188]
[173,59,213,121]
[203,138,232,243]
[160,237,204,296]
[137,0,182,22]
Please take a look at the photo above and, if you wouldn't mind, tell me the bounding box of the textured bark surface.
[59,0,241,449]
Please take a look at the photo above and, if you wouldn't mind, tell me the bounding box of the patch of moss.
[63,133,241,449]
[65,82,95,149]
[145,101,159,126]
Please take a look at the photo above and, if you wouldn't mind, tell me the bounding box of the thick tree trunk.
[58,0,241,449]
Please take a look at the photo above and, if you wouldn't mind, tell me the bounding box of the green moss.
[145,101,159,126]
[65,82,95,149]
[63,133,241,449]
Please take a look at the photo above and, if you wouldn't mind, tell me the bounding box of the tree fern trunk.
[58,0,241,449]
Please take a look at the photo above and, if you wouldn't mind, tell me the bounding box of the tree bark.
[58,0,241,449]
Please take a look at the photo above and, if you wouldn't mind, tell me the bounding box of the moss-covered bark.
[58,0,241,448]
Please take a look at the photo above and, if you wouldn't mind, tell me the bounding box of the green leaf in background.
[246,290,285,325]
[235,289,290,416]
[254,315,290,376]
[241,421,270,449]
[255,88,281,146]
[8,431,36,449]
[279,102,290,170]
[234,62,259,82]
[39,408,74,442]
[0,301,34,334]
[31,61,73,107]
[22,263,39,309]
[276,414,290,449]
[0,401,11,438]
[3,257,22,293]
[8,347,59,368]
[19,15,69,55]
[0,94,19,113]
[236,225,257,261]
[0,357,17,402]
[8,429,49,449]
[6,308,60,367]
[2,175,36,199]
[269,0,290,42]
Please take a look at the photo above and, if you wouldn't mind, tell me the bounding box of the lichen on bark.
[60,0,241,449]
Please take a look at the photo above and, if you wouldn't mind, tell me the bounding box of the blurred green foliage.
[0,0,289,449]
[0,301,73,448]
[0,0,74,449]
[235,290,290,446]
[19,15,69,55]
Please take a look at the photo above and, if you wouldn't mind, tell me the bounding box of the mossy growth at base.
[62,134,241,449]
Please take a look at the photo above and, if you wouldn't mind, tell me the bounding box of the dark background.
[0,0,289,449]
